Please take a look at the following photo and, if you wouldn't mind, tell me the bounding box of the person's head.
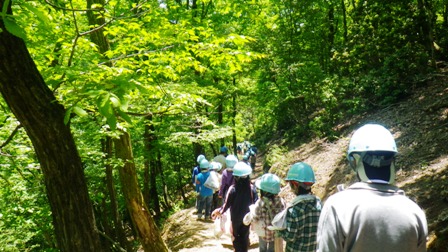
[347,124,398,184]
[196,154,205,164]
[209,161,222,172]
[233,162,252,184]
[199,159,210,173]
[285,162,315,195]
[220,146,228,155]
[255,173,281,199]
[225,155,238,171]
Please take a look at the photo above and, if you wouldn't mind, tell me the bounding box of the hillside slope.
[162,73,448,251]
[267,73,448,251]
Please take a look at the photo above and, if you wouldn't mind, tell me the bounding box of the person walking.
[196,159,214,221]
[214,146,228,169]
[219,154,238,203]
[212,162,258,252]
[209,161,223,211]
[251,173,286,252]
[192,154,205,212]
[317,123,428,252]
[277,162,321,252]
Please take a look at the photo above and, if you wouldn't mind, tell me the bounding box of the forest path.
[162,157,267,252]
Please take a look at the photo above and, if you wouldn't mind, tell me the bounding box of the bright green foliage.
[0,0,446,249]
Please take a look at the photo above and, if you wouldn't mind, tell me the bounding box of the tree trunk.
[114,130,168,252]
[232,78,237,154]
[0,2,104,251]
[158,151,171,210]
[102,137,131,251]
[144,116,162,218]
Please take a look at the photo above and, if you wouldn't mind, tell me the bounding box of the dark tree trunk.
[0,2,104,251]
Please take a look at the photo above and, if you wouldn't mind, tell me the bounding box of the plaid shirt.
[278,195,322,252]
[252,195,286,241]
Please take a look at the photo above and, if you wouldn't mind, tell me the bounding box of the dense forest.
[0,0,446,251]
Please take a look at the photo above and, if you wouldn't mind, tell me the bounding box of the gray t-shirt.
[317,182,427,252]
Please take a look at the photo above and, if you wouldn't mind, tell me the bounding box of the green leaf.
[21,3,51,28]
[73,106,88,117]
[117,109,132,125]
[3,17,27,40]
[64,107,73,125]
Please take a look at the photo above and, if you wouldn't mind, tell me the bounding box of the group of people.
[191,124,428,252]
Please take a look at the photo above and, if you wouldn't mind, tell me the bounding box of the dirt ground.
[162,72,448,251]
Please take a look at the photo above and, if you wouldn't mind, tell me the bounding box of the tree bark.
[143,116,161,217]
[114,130,168,252]
[0,2,104,251]
[102,137,130,251]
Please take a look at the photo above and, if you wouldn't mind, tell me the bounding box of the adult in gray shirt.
[317,124,428,252]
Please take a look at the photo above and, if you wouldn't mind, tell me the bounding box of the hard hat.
[199,159,210,169]
[255,173,281,194]
[347,124,398,184]
[225,155,238,169]
[209,161,222,171]
[285,162,315,183]
[220,146,228,153]
[233,162,252,177]
[196,154,205,164]
[347,124,397,155]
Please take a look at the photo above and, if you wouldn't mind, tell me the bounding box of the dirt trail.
[162,207,260,252]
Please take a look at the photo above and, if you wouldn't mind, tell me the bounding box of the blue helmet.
[220,146,228,153]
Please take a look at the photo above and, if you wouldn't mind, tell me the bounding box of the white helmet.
[348,124,398,184]
[348,124,397,155]
[233,162,252,177]
[225,155,238,170]
[196,154,205,164]
[209,161,222,171]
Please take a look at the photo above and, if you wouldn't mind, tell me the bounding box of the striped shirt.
[278,195,322,252]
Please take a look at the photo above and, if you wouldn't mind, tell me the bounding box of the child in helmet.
[212,162,258,252]
[219,155,238,203]
[251,173,286,252]
[209,161,223,211]
[277,162,321,252]
[192,154,205,212]
[196,159,214,220]
[317,124,427,252]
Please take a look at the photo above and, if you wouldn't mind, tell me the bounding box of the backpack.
[204,171,220,191]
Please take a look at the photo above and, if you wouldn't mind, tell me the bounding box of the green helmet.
[285,162,315,183]
[225,155,238,169]
[255,173,281,194]
[233,162,252,177]
[199,159,210,169]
